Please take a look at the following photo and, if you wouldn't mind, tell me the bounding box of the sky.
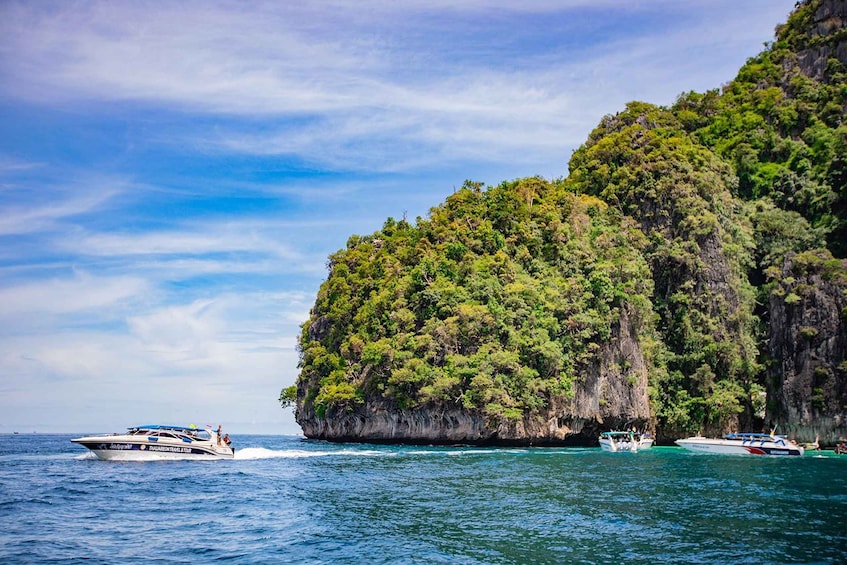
[0,0,797,435]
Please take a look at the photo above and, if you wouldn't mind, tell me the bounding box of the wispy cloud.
[0,155,42,174]
[0,271,149,318]
[1,1,794,175]
[0,285,308,431]
[0,177,124,235]
[64,226,295,259]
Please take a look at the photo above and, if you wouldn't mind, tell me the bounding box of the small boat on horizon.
[71,424,234,461]
[599,430,654,452]
[675,432,804,456]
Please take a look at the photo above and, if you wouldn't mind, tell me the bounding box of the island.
[283,0,847,447]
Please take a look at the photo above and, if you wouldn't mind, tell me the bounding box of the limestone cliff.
[781,0,847,83]
[297,303,651,445]
[568,102,759,440]
[767,251,847,443]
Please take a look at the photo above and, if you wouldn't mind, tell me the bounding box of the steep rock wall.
[767,251,847,445]
[296,304,651,445]
[790,0,847,82]
[568,104,757,438]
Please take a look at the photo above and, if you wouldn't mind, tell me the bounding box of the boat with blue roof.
[675,432,804,456]
[71,424,234,460]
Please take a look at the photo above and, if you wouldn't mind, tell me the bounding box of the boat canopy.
[130,425,206,432]
[724,432,785,439]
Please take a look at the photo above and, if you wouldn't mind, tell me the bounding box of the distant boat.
[675,432,804,456]
[71,424,234,461]
[599,430,654,452]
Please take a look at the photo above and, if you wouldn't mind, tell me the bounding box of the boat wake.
[73,447,386,461]
[233,447,385,460]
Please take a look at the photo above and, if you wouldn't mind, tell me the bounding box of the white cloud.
[0,1,795,174]
[0,155,42,173]
[0,179,123,235]
[0,271,149,319]
[0,289,307,433]
[1,2,375,113]
[46,219,331,281]
[127,300,222,359]
[65,227,292,258]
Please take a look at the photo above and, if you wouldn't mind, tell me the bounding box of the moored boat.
[71,424,234,460]
[675,432,804,456]
[599,430,654,452]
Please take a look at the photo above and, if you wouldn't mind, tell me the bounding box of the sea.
[1,434,846,564]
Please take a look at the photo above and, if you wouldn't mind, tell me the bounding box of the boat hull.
[72,429,234,460]
[675,437,803,456]
[599,439,654,452]
[73,440,233,460]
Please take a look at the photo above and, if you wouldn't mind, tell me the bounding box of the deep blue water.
[1,434,846,564]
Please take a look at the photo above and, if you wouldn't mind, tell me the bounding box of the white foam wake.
[233,447,386,460]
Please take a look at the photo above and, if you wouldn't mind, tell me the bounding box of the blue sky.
[0,0,796,434]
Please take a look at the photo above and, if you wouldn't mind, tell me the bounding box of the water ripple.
[1,437,846,563]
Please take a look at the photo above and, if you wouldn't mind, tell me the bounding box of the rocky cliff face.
[788,0,847,82]
[296,303,651,445]
[568,103,759,439]
[561,303,652,439]
[767,251,847,444]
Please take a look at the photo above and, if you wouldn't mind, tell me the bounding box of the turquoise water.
[1,434,845,564]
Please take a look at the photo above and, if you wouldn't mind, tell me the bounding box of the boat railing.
[728,433,790,446]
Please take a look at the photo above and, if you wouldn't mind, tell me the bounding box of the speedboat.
[675,432,804,456]
[71,424,234,461]
[599,431,654,452]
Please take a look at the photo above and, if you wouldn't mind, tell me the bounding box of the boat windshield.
[725,433,786,440]
[127,425,211,440]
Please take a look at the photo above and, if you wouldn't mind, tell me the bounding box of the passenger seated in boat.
[223,433,231,446]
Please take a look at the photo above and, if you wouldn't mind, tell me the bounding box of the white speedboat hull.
[675,435,803,456]
[599,431,654,452]
[73,439,234,460]
[599,438,654,452]
[72,425,234,460]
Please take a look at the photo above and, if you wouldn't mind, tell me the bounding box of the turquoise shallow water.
[1,434,846,564]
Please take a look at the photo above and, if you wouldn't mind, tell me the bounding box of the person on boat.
[216,425,223,445]
[223,433,231,446]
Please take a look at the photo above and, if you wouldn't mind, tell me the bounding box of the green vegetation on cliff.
[290,0,847,441]
[567,100,762,436]
[299,180,657,424]
[675,0,847,255]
